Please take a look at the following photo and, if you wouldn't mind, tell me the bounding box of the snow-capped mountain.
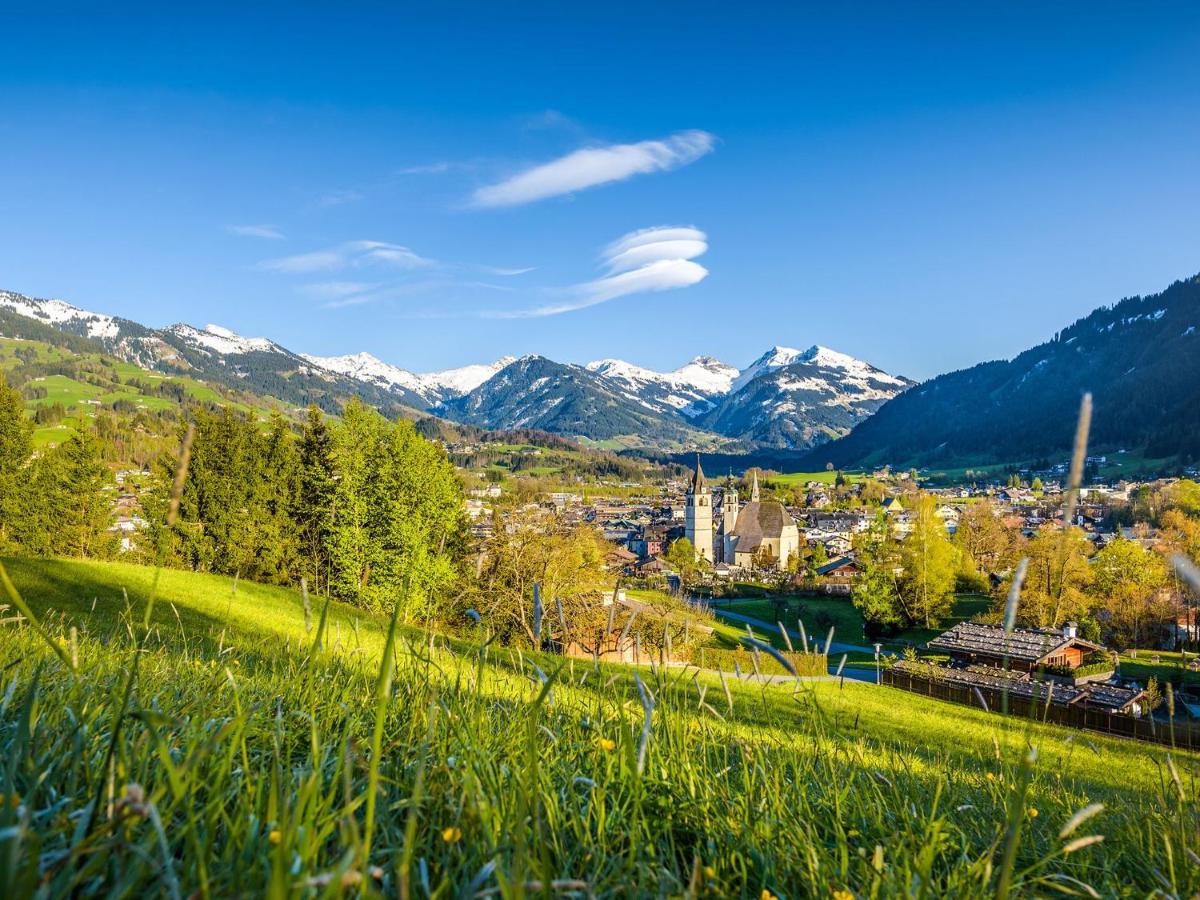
[696,346,913,448]
[419,356,519,398]
[438,355,707,442]
[302,351,430,398]
[166,323,282,356]
[0,290,121,340]
[585,355,739,416]
[301,351,518,405]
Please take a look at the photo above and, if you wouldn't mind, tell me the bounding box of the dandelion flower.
[703,866,716,879]
[598,738,616,752]
[832,891,855,900]
[1028,808,1039,818]
[442,826,463,843]
[985,773,995,781]
[761,890,778,900]
[268,830,281,845]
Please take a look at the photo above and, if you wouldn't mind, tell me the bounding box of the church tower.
[720,472,739,563]
[684,454,713,562]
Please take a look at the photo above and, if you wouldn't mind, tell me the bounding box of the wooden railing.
[882,668,1200,750]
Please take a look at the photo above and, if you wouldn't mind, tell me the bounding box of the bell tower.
[684,454,713,562]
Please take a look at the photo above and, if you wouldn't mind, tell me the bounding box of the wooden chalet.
[815,556,859,580]
[927,621,1104,674]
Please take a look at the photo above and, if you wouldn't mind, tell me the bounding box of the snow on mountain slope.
[302,351,428,396]
[697,346,913,449]
[729,345,810,392]
[304,351,517,405]
[585,355,739,416]
[0,290,120,340]
[420,356,518,397]
[165,323,281,355]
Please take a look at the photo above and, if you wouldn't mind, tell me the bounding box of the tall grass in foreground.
[2,585,1200,898]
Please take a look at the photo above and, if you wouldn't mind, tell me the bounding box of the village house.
[927,621,1105,675]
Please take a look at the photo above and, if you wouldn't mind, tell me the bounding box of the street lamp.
[874,642,882,685]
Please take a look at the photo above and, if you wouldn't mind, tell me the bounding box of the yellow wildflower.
[442,826,463,843]
[598,738,616,752]
[1028,808,1039,818]
[703,866,716,879]
[832,891,855,900]
[985,772,995,781]
[268,830,281,845]
[761,890,778,900]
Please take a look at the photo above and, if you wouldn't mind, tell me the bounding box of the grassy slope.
[3,556,1200,896]
[0,335,269,449]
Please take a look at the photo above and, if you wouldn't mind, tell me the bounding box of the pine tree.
[296,405,336,594]
[0,375,33,548]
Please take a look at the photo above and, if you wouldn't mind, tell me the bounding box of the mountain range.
[0,290,910,451]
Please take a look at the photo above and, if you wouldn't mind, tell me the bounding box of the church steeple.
[684,453,713,561]
[750,469,760,502]
[689,453,708,495]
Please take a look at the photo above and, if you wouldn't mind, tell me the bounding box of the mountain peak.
[167,323,277,355]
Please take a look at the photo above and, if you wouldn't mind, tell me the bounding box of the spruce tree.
[0,375,32,548]
[296,405,336,594]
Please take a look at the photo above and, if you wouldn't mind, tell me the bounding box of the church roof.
[690,456,707,494]
[730,500,796,551]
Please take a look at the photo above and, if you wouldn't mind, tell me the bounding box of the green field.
[0,335,272,451]
[719,592,994,648]
[3,556,1199,895]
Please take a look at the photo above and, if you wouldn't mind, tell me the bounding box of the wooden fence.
[882,668,1200,750]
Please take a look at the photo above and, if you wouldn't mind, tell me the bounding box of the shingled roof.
[730,500,793,552]
[927,621,1103,664]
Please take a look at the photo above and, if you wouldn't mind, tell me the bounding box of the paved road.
[712,607,874,656]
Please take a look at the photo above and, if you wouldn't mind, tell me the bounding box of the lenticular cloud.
[494,225,708,318]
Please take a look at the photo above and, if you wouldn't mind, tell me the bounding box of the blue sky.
[2,3,1199,379]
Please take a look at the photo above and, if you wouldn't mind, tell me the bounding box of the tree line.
[148,401,469,620]
[851,487,1200,648]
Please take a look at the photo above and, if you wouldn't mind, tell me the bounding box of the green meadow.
[2,556,1199,896]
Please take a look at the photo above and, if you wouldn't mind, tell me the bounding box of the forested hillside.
[805,274,1200,469]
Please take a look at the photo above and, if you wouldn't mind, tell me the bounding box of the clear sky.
[2,2,1199,379]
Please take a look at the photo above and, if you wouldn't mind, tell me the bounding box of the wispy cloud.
[396,161,453,175]
[259,240,435,274]
[489,225,708,318]
[316,189,364,208]
[480,265,536,276]
[227,224,285,240]
[470,130,716,208]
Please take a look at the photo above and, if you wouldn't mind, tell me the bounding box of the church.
[685,459,801,570]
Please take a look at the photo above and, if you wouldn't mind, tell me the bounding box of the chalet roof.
[927,621,1104,664]
[816,556,858,575]
[894,662,1144,713]
[730,500,796,552]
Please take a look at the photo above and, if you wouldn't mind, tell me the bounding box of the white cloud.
[227,224,285,240]
[260,240,435,274]
[489,225,708,318]
[470,130,715,208]
[481,265,536,276]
